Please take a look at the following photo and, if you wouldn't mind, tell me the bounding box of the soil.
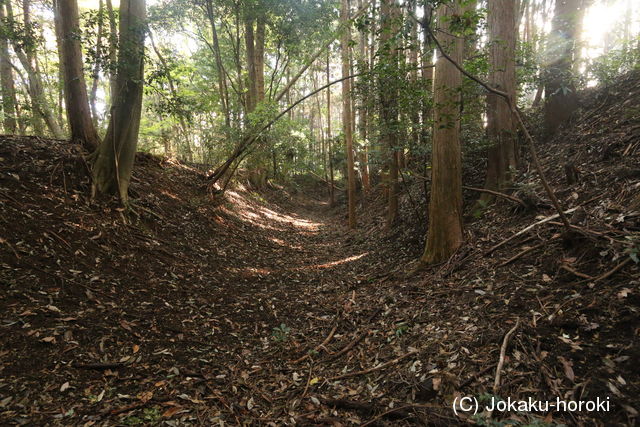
[0,70,639,426]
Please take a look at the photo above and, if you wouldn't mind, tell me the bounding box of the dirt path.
[2,136,638,426]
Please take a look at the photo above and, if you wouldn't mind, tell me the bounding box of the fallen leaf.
[60,382,70,392]
[138,391,154,403]
[162,406,181,418]
[133,344,140,353]
[558,356,575,381]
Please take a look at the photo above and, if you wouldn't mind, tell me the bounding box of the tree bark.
[92,0,146,203]
[89,0,104,126]
[204,0,230,127]
[327,52,335,206]
[341,0,356,228]
[0,0,18,134]
[54,0,101,151]
[482,0,517,196]
[421,1,464,264]
[6,0,63,138]
[105,0,118,103]
[379,0,400,227]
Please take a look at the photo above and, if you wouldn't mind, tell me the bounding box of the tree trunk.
[543,0,580,138]
[204,0,230,127]
[6,0,63,138]
[340,0,356,228]
[89,0,104,126]
[0,0,18,134]
[105,0,118,103]
[244,16,257,114]
[54,0,101,151]
[482,0,518,196]
[379,0,400,227]
[92,0,146,203]
[327,52,335,206]
[421,1,464,265]
[356,0,370,191]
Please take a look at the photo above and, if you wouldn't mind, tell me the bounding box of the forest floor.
[1,71,640,427]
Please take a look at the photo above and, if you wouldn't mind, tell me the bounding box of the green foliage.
[586,38,640,85]
[122,407,162,425]
[272,323,291,342]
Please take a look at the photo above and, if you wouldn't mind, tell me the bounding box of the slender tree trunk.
[244,16,257,114]
[92,0,146,203]
[255,15,265,103]
[356,0,369,191]
[0,0,18,133]
[105,0,118,103]
[421,1,464,264]
[54,0,101,151]
[340,0,356,227]
[7,0,63,137]
[90,0,104,126]
[379,0,400,227]
[204,0,230,127]
[482,0,517,196]
[327,52,335,206]
[543,0,580,138]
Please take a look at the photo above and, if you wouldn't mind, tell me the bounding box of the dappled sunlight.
[224,190,323,233]
[294,252,370,271]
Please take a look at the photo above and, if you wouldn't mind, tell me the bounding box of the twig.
[560,264,594,280]
[485,208,581,256]
[459,363,497,389]
[300,362,314,399]
[292,324,338,364]
[593,257,632,282]
[493,319,519,395]
[463,186,527,207]
[497,234,562,267]
[324,307,382,362]
[327,350,418,381]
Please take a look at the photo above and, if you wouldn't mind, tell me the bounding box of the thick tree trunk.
[421,1,464,265]
[340,0,356,228]
[54,0,101,151]
[92,0,146,203]
[379,0,400,227]
[482,0,518,196]
[543,0,580,138]
[0,0,18,134]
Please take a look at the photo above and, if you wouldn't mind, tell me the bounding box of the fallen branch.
[593,257,632,282]
[497,234,562,267]
[324,307,382,362]
[560,263,594,280]
[327,350,418,381]
[458,363,497,389]
[292,324,338,364]
[463,186,527,207]
[493,319,520,395]
[485,208,581,256]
